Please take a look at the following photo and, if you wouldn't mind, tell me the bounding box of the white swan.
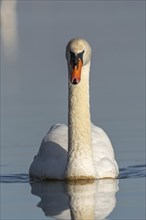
[29,38,119,180]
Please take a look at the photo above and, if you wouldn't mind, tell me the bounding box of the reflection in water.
[30,179,119,220]
[1,0,18,59]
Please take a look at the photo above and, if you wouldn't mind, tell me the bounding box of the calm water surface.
[1,1,145,220]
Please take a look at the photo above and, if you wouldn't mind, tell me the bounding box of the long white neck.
[66,62,96,180]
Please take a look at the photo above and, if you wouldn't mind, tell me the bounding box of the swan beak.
[71,59,83,85]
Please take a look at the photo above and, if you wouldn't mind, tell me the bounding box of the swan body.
[29,38,119,180]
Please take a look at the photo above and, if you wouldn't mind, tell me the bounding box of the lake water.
[1,1,145,220]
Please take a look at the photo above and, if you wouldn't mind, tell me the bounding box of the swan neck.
[66,61,96,179]
[68,62,91,148]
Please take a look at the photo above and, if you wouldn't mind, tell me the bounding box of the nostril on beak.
[72,78,80,85]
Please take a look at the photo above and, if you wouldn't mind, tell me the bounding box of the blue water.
[1,1,145,219]
[1,165,146,184]
[1,166,146,220]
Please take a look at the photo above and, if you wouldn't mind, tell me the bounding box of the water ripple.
[0,165,145,183]
[0,174,29,183]
[119,164,146,179]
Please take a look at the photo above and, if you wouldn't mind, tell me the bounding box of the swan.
[29,38,119,180]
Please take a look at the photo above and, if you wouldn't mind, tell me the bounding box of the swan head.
[66,38,91,85]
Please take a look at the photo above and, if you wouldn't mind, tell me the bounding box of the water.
[1,168,145,220]
[1,1,145,219]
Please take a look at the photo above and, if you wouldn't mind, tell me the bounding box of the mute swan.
[29,38,119,180]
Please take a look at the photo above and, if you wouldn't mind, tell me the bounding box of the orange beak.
[71,59,83,84]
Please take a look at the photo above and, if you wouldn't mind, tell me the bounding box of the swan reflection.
[30,179,119,220]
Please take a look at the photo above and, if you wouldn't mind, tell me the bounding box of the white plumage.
[29,38,119,180]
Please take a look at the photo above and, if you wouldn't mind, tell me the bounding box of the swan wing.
[91,123,119,178]
[29,124,68,180]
